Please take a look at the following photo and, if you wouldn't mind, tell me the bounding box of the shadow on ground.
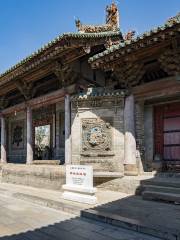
[0,174,180,240]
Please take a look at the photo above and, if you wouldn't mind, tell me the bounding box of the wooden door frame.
[154,102,180,171]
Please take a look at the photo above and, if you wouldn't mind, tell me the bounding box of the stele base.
[62,185,97,205]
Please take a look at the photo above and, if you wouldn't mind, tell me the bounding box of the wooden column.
[124,94,138,175]
[1,115,7,163]
[65,94,71,165]
[26,106,33,164]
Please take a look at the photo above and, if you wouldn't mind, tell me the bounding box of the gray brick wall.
[71,95,125,173]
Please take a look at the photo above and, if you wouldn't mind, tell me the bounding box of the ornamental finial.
[106,1,120,30]
[75,2,120,33]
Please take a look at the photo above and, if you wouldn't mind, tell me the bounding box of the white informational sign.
[66,165,93,189]
[62,165,97,205]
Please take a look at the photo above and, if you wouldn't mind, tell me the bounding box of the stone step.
[143,184,180,195]
[141,178,180,189]
[142,191,180,204]
[0,191,83,215]
[81,209,179,240]
[156,173,180,178]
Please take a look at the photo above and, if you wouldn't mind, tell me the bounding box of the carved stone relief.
[81,118,113,156]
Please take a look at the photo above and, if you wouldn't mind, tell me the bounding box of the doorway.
[35,124,51,160]
[154,102,180,171]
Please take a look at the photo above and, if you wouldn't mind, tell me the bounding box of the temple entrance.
[154,102,180,171]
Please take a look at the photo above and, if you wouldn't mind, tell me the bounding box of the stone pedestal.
[26,107,33,164]
[62,165,97,205]
[124,95,138,176]
[65,94,71,164]
[1,115,7,163]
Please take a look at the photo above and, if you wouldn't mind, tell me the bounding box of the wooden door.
[154,103,180,170]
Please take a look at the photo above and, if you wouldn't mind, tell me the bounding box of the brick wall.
[71,92,125,174]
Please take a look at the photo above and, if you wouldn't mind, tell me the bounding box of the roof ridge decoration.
[0,2,122,80]
[166,12,180,25]
[75,2,120,33]
[89,11,180,65]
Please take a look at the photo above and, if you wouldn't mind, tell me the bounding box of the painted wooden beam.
[2,84,76,115]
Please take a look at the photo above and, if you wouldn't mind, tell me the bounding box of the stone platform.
[0,164,66,190]
[0,163,146,194]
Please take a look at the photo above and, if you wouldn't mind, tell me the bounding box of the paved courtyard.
[0,194,162,240]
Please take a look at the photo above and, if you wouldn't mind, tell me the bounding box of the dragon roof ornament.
[75,2,120,33]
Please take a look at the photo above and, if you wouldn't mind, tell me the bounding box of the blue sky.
[0,0,180,74]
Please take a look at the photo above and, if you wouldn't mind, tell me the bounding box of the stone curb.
[81,209,180,240]
[5,192,83,215]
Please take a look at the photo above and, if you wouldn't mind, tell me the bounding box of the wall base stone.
[0,164,65,190]
[124,164,138,176]
[96,176,152,194]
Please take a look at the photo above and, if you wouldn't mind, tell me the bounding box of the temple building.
[89,12,180,175]
[0,3,180,196]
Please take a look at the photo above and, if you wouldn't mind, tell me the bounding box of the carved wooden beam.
[159,48,180,78]
[2,84,76,115]
[53,62,76,88]
[77,73,102,87]
[15,79,35,100]
[112,62,145,88]
[53,62,66,87]
[133,76,180,100]
[54,60,103,89]
[0,95,9,110]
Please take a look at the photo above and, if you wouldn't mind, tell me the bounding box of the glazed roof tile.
[89,13,180,64]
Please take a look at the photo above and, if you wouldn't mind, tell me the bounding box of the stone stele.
[62,165,97,204]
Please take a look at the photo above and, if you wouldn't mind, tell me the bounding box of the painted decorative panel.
[11,120,24,150]
[59,112,65,147]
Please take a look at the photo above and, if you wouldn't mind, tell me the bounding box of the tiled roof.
[89,13,180,64]
[0,31,121,80]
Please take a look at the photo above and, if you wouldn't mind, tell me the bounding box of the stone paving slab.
[0,194,161,240]
[0,182,179,239]
[0,182,130,214]
[82,195,180,240]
